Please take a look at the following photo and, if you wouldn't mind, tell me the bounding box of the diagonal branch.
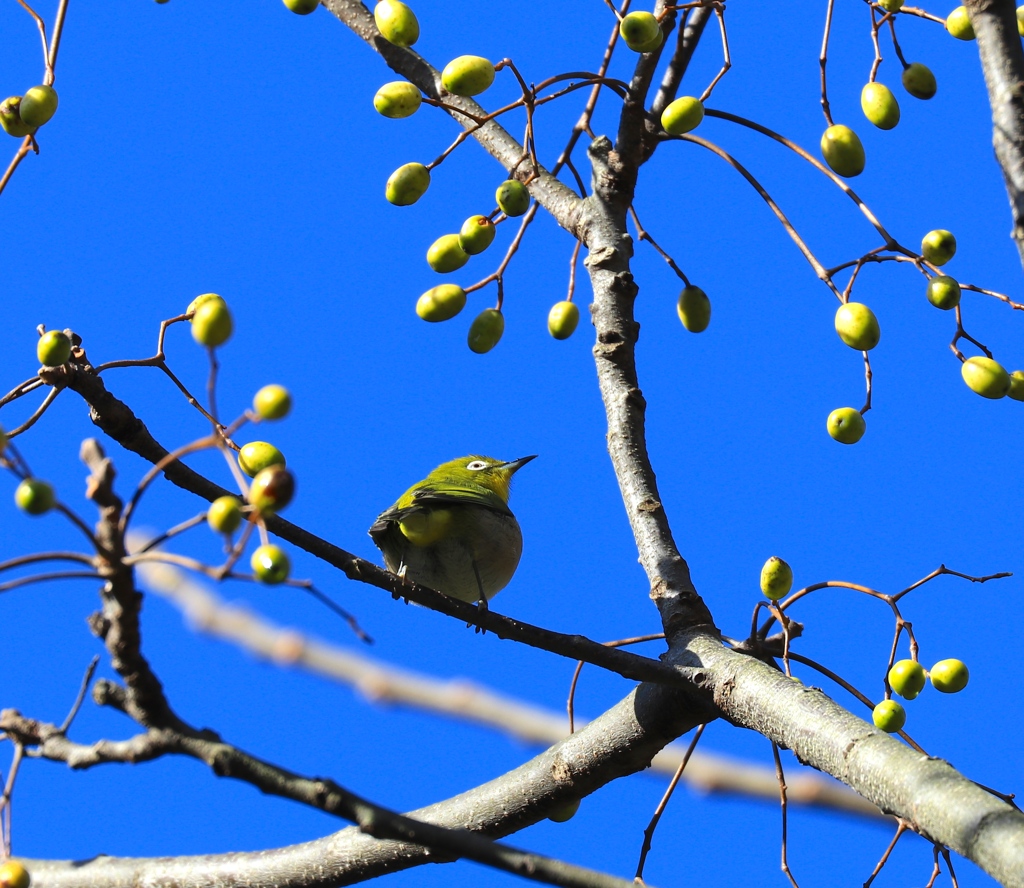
[18,681,708,888]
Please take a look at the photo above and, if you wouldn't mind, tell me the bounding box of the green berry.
[834,302,880,351]
[961,356,1011,399]
[253,384,292,420]
[872,699,906,733]
[921,229,956,266]
[888,659,926,700]
[879,0,903,10]
[416,284,466,322]
[249,466,296,514]
[191,298,233,347]
[238,441,285,477]
[385,162,430,206]
[458,215,496,255]
[251,544,291,584]
[0,860,31,888]
[373,82,422,118]
[1018,6,1024,36]
[619,11,663,52]
[1008,370,1024,401]
[207,496,244,534]
[945,6,975,39]
[282,0,319,11]
[441,56,495,97]
[15,478,55,515]
[821,125,865,178]
[929,658,969,693]
[661,97,704,135]
[759,556,793,601]
[0,97,35,138]
[548,798,581,823]
[925,275,961,310]
[677,285,711,333]
[860,82,900,130]
[18,85,58,127]
[902,63,937,99]
[548,301,580,340]
[467,308,504,354]
[826,407,866,444]
[37,329,72,366]
[187,292,224,315]
[496,179,530,217]
[373,0,419,46]
[426,234,470,273]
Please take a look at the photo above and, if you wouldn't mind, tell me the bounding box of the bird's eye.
[466,460,490,471]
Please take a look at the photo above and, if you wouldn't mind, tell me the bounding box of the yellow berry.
[416,284,466,322]
[872,699,906,733]
[458,215,496,255]
[860,82,900,130]
[888,659,926,699]
[661,97,704,135]
[253,384,292,420]
[426,234,470,273]
[467,308,504,354]
[677,285,711,333]
[385,162,430,206]
[238,441,285,477]
[961,356,1011,399]
[925,275,961,310]
[207,496,244,534]
[921,229,956,266]
[821,125,865,178]
[15,478,55,515]
[0,860,31,888]
[37,329,72,366]
[373,0,419,46]
[826,407,866,444]
[759,556,793,600]
[834,302,880,351]
[496,180,530,217]
[441,56,495,97]
[191,299,233,347]
[373,82,422,118]
[548,301,580,340]
[19,85,58,127]
[929,658,969,693]
[251,544,291,584]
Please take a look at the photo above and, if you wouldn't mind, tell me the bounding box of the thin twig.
[634,724,705,880]
[59,656,101,733]
[772,742,799,887]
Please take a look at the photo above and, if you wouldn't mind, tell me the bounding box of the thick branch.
[965,0,1024,269]
[20,682,707,888]
[679,634,1024,888]
[582,136,715,637]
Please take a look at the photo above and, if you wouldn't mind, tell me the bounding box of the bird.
[368,454,536,606]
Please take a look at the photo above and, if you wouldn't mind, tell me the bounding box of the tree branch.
[19,682,707,888]
[965,0,1024,269]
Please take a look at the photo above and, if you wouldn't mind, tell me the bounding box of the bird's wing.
[368,484,512,541]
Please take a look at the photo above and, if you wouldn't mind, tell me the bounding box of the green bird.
[369,454,536,605]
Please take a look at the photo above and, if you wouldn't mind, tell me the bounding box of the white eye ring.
[466,460,490,471]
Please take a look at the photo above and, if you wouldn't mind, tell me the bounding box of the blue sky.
[1,2,1021,886]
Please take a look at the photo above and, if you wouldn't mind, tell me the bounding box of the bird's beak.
[504,455,537,474]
